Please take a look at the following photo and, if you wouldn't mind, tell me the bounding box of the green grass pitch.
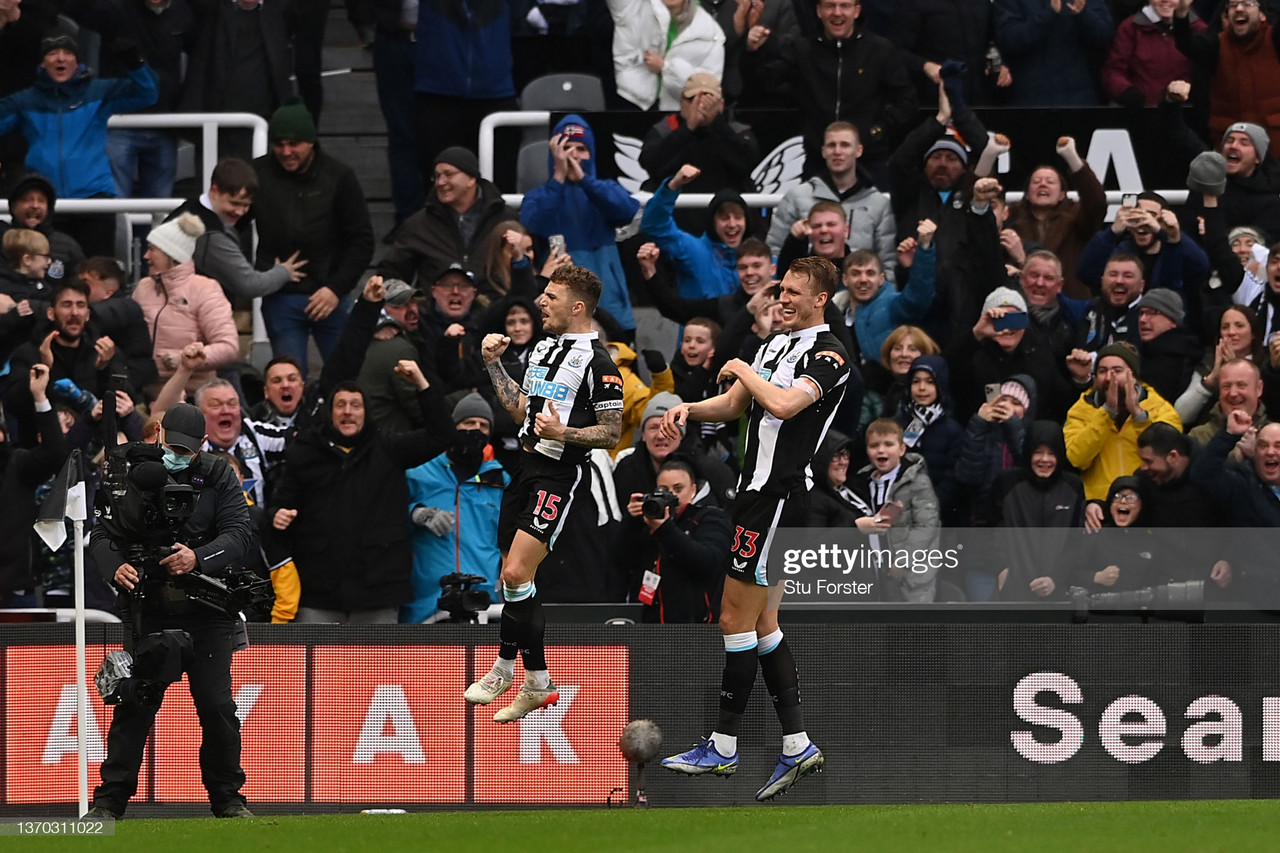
[16,801,1279,852]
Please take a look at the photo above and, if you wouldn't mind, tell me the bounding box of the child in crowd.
[844,418,941,603]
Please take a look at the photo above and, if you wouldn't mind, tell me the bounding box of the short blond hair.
[2,228,49,267]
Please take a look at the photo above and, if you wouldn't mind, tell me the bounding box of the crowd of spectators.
[4,0,1280,621]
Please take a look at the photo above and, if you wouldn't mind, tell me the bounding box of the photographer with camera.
[86,403,255,820]
[626,458,732,624]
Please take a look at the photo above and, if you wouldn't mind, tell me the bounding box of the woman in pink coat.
[132,213,239,396]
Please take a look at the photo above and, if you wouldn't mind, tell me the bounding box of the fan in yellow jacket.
[607,341,674,458]
[1065,343,1182,501]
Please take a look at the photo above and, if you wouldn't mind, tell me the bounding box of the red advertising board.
[2,642,629,806]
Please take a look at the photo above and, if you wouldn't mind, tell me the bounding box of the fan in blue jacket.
[521,114,641,332]
[640,162,749,300]
[0,33,158,199]
[402,393,510,623]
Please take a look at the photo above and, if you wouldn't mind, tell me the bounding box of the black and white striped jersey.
[519,331,624,464]
[738,324,850,498]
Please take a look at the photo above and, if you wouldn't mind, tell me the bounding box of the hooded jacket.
[991,420,1085,600]
[132,261,239,394]
[640,180,746,299]
[521,115,642,330]
[955,373,1035,526]
[894,354,965,525]
[844,451,941,602]
[1064,381,1181,500]
[1075,475,1162,593]
[809,430,860,528]
[1076,227,1210,295]
[606,0,726,110]
[0,63,159,198]
[269,386,453,613]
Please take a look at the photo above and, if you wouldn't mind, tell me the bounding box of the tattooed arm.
[535,404,623,449]
[482,334,527,423]
[560,408,623,449]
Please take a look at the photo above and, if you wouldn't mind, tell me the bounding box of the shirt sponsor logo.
[601,374,623,387]
[815,350,845,366]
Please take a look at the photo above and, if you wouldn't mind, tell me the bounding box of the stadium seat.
[518,73,606,143]
[516,140,550,194]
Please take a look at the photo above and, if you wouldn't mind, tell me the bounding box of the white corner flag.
[32,450,91,816]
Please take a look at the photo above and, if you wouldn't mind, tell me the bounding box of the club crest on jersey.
[787,351,801,364]
[569,352,587,367]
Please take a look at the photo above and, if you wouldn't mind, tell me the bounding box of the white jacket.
[608,0,725,111]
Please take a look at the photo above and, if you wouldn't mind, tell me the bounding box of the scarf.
[902,401,944,448]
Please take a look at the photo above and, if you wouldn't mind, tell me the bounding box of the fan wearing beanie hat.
[252,89,375,377]
[133,213,239,392]
[1064,340,1182,500]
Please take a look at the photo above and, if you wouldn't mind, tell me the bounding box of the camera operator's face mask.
[162,445,195,472]
[447,428,487,480]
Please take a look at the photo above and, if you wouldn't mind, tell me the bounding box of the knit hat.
[147,213,205,265]
[268,98,318,143]
[1223,122,1269,160]
[452,391,493,426]
[1186,151,1228,197]
[1137,289,1185,326]
[682,72,722,99]
[998,380,1030,410]
[1096,342,1141,377]
[434,146,480,179]
[641,391,684,436]
[924,137,969,166]
[982,286,1027,314]
[383,279,418,307]
[1228,225,1267,245]
[40,32,79,59]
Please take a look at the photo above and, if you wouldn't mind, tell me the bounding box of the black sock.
[759,637,805,735]
[716,647,758,737]
[519,593,547,672]
[499,595,534,662]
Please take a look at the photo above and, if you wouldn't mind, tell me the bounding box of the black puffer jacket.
[0,407,66,594]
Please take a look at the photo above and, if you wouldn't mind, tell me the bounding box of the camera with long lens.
[437,572,492,623]
[640,487,678,520]
[1068,581,1205,619]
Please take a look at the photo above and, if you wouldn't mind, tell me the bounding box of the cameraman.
[626,458,732,624]
[86,403,255,820]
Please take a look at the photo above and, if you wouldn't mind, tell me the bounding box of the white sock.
[783,731,811,756]
[526,669,551,690]
[709,732,737,756]
[491,658,514,679]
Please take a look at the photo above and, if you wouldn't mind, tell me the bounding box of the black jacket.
[252,146,375,299]
[889,0,995,106]
[269,389,452,612]
[759,28,918,165]
[629,497,732,624]
[90,291,157,393]
[68,0,199,113]
[89,449,252,597]
[179,0,293,115]
[377,181,517,288]
[0,406,67,594]
[639,112,761,194]
[1140,327,1202,409]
